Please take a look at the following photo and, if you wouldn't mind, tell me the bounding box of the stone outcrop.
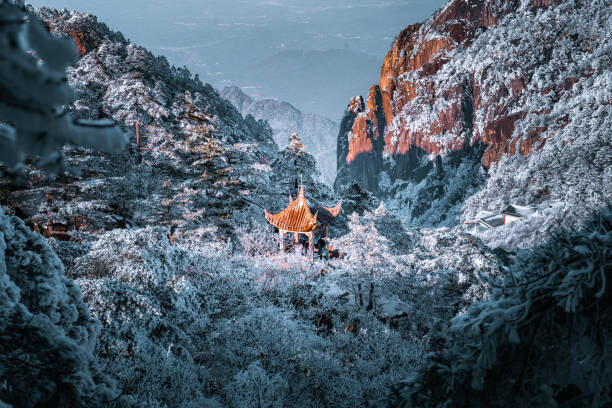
[346,85,386,164]
[334,89,385,193]
[41,9,125,56]
[335,0,610,195]
[377,0,515,162]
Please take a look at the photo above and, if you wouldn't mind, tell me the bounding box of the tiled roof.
[264,186,341,233]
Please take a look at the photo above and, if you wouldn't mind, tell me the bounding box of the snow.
[0,200,116,406]
[377,296,410,319]
[0,3,126,173]
[403,209,612,406]
[1,1,610,406]
[369,0,612,252]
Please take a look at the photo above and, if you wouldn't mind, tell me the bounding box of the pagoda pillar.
[279,229,285,251]
[307,232,314,258]
[294,232,299,244]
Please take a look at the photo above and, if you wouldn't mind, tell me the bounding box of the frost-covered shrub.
[71,226,221,407]
[236,220,279,256]
[0,209,118,406]
[66,224,431,407]
[396,209,612,407]
[225,361,288,408]
[209,300,425,408]
[47,238,92,272]
[331,209,502,333]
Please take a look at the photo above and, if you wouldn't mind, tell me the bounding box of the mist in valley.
[28,0,446,119]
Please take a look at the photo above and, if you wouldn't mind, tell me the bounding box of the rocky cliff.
[335,0,611,231]
[220,86,339,186]
[334,88,385,192]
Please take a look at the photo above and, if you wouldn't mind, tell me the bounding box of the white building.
[465,204,538,230]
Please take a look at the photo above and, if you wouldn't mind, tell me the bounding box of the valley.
[0,1,610,407]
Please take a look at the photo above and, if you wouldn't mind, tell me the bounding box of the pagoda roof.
[265,186,341,233]
[308,198,342,226]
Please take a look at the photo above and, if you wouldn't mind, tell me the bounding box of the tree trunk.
[366,282,374,311]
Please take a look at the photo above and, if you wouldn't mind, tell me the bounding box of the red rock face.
[478,111,526,167]
[346,86,384,164]
[336,88,386,192]
[378,0,523,162]
[69,31,90,56]
[365,85,384,141]
[347,116,373,163]
[338,0,588,184]
[385,82,470,157]
[379,0,507,129]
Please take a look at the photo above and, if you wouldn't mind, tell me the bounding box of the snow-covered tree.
[225,361,288,408]
[397,209,612,407]
[338,181,379,215]
[72,227,221,407]
[0,3,127,405]
[337,212,395,277]
[332,211,399,311]
[0,1,126,173]
[0,210,119,406]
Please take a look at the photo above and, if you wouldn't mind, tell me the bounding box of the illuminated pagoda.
[265,185,341,255]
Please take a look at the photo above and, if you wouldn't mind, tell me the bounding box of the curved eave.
[323,200,342,218]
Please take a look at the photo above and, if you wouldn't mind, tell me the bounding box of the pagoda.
[265,186,341,255]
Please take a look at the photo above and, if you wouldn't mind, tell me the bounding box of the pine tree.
[334,211,397,311]
[397,210,612,407]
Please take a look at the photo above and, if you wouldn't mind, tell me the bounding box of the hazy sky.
[29,0,448,118]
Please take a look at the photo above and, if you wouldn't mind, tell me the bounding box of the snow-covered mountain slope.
[334,0,611,247]
[220,86,339,186]
[2,3,610,407]
[0,7,335,246]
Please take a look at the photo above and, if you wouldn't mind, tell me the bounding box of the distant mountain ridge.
[220,85,339,185]
[234,48,381,118]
